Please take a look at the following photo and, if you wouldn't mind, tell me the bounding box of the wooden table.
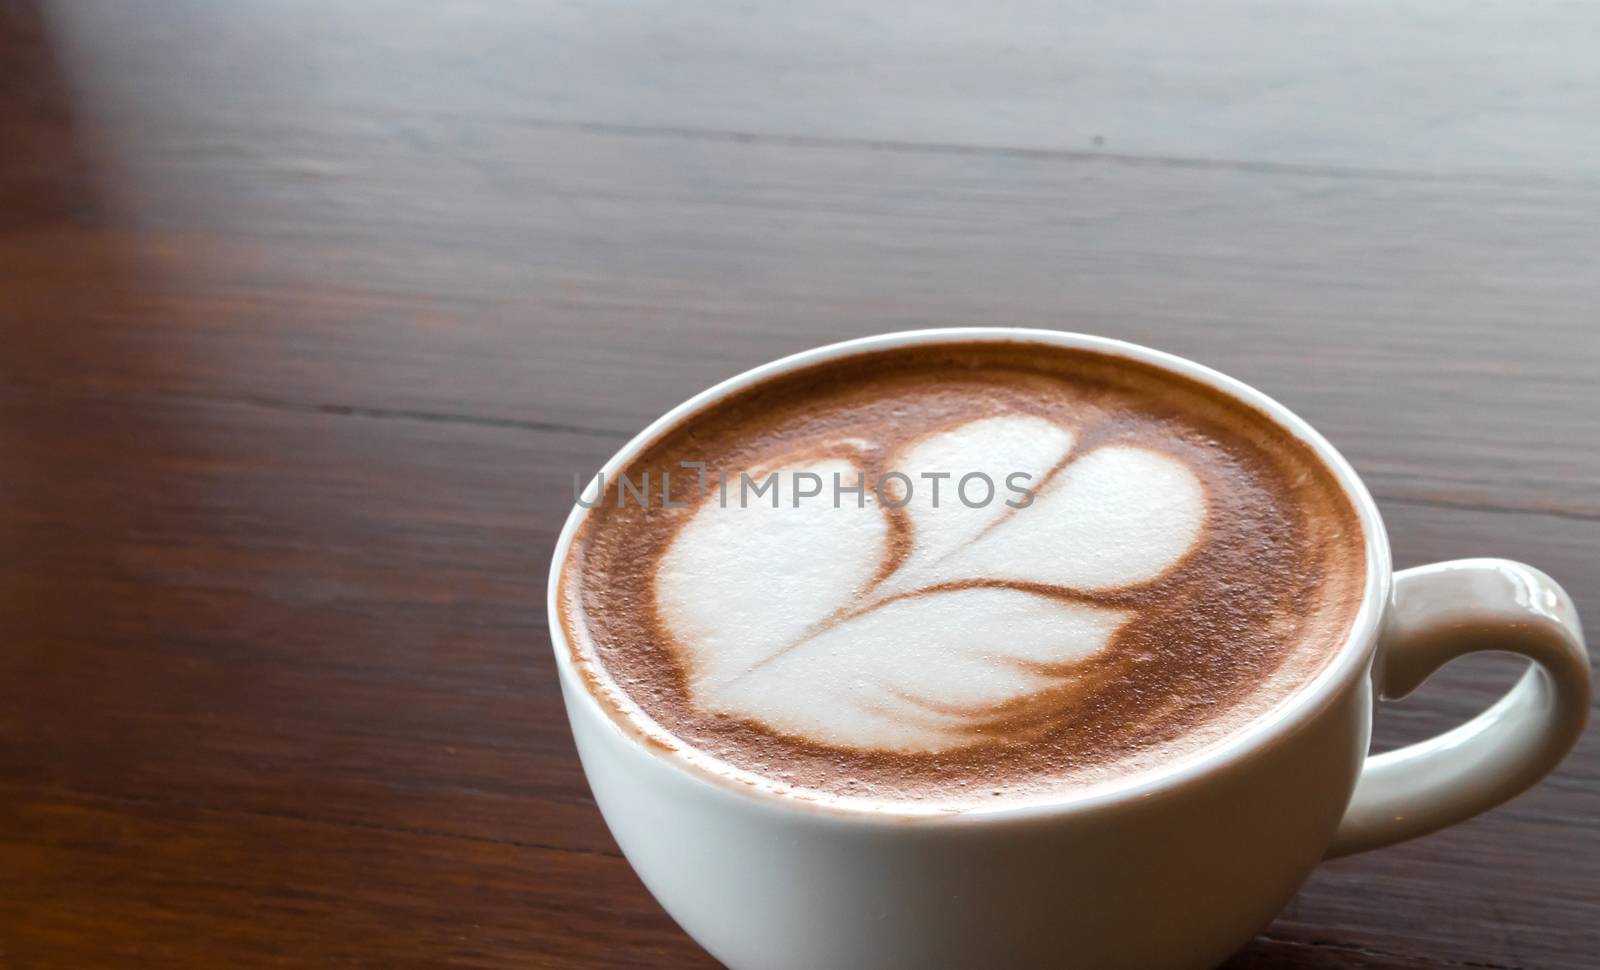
[3,2,1596,967]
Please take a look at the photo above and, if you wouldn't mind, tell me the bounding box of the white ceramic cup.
[548,329,1591,970]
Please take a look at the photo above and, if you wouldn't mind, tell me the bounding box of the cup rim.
[547,328,1391,822]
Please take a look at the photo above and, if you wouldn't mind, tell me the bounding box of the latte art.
[559,342,1366,806]
[656,417,1206,752]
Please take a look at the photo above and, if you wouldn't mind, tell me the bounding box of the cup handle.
[1326,558,1591,859]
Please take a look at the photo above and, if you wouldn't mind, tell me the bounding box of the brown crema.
[558,342,1367,805]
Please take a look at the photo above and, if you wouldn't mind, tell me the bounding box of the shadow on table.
[1224,935,1453,969]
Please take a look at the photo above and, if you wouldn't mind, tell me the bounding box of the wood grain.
[27,0,1600,179]
[2,1,1596,967]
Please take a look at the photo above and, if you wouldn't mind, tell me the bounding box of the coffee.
[558,342,1366,807]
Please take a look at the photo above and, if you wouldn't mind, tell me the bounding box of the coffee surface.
[558,342,1366,806]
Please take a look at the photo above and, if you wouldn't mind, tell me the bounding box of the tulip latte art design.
[560,343,1365,805]
[658,416,1206,752]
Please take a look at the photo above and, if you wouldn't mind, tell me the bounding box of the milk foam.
[564,342,1368,806]
[655,415,1206,752]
